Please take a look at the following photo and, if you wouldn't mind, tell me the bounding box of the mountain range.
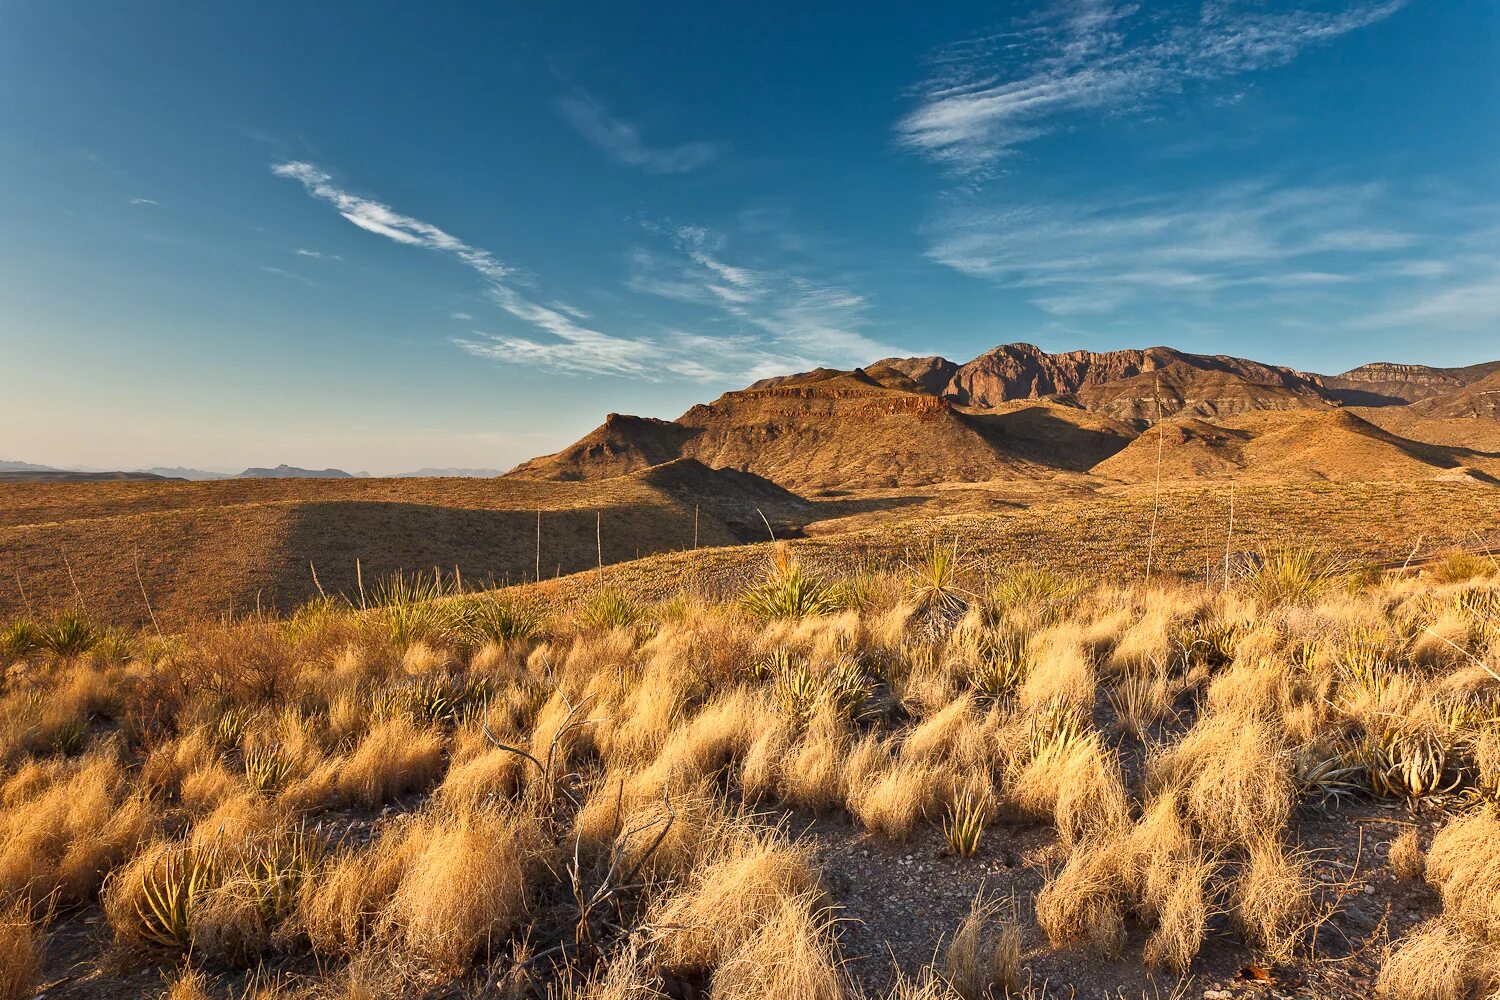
[509,343,1500,491]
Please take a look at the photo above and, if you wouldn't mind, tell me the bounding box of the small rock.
[1205,990,1232,1000]
[1363,884,1377,895]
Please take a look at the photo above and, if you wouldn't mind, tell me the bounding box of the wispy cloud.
[273,160,658,378]
[926,178,1412,314]
[628,223,905,378]
[129,197,158,206]
[1356,264,1500,330]
[556,92,722,174]
[259,265,316,287]
[897,0,1406,171]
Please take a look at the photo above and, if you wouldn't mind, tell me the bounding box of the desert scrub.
[742,545,839,620]
[0,901,43,1000]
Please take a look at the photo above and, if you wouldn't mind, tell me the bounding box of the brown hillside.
[1410,368,1500,419]
[513,368,1042,490]
[0,467,802,629]
[912,343,1328,416]
[1322,359,1500,405]
[1354,406,1500,451]
[1093,409,1499,483]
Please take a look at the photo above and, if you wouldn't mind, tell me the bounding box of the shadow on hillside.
[962,408,1133,470]
[265,500,720,615]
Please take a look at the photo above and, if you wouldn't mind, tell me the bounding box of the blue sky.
[2,0,1496,473]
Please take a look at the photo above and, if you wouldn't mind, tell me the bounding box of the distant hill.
[1092,409,1500,484]
[238,464,369,479]
[139,466,236,481]
[0,470,183,483]
[2,458,77,473]
[1322,360,1500,406]
[1410,368,1500,419]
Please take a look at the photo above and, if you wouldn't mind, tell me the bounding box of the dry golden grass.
[707,893,849,1000]
[386,807,545,972]
[651,821,822,974]
[943,894,1023,1000]
[1390,828,1425,881]
[1378,918,1497,1000]
[1425,811,1500,944]
[0,902,43,1000]
[337,717,445,806]
[3,542,1499,996]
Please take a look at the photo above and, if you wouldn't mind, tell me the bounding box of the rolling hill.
[1092,409,1500,484]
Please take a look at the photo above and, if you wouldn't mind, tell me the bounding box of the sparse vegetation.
[1,533,1498,997]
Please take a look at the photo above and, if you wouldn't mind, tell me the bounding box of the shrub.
[742,545,837,621]
[574,587,646,631]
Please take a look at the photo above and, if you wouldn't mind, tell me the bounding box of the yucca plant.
[1,618,41,657]
[822,656,875,723]
[985,567,1083,622]
[38,611,99,657]
[50,718,89,756]
[969,629,1029,702]
[124,845,219,949]
[1106,668,1169,739]
[750,646,801,682]
[1239,548,1340,608]
[943,788,990,859]
[905,539,969,620]
[369,570,452,647]
[742,544,837,621]
[577,587,645,631]
[243,745,294,794]
[450,595,544,644]
[776,662,821,723]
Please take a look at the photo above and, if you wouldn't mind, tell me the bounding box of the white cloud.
[1357,266,1500,330]
[927,178,1415,315]
[129,197,158,206]
[628,223,905,373]
[556,93,722,174]
[260,265,316,286]
[898,0,1406,171]
[274,160,659,378]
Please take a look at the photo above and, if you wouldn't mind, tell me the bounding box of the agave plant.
[1291,742,1366,809]
[246,826,327,924]
[127,845,219,949]
[943,788,990,859]
[1364,728,1462,800]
